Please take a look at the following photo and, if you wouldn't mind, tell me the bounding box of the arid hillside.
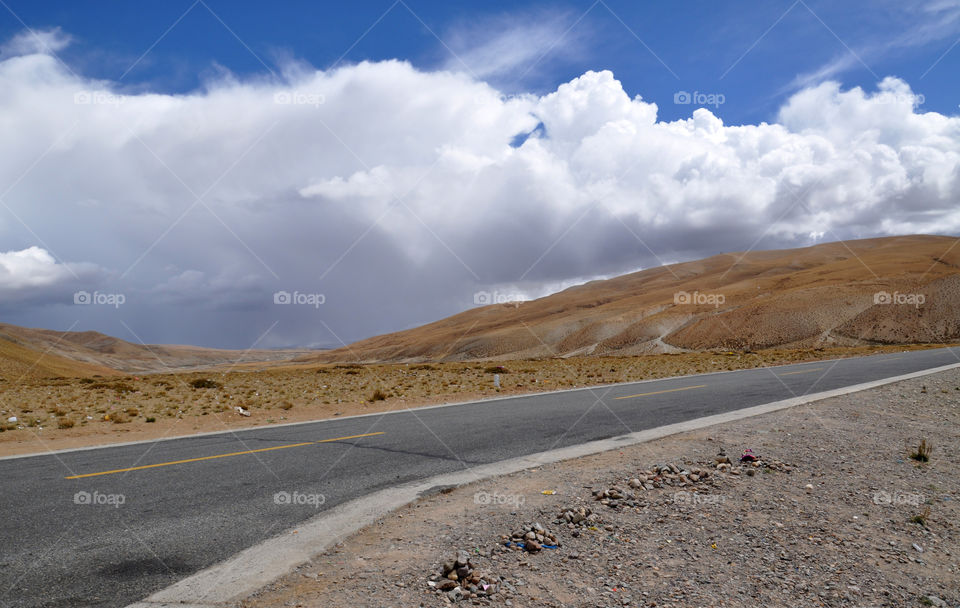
[304,235,960,362]
[0,323,309,376]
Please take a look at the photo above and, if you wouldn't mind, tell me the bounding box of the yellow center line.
[64,432,386,480]
[614,384,707,400]
[778,368,824,376]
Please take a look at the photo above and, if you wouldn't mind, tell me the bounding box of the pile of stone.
[556,505,602,530]
[428,550,502,602]
[591,485,643,509]
[715,452,793,477]
[501,522,558,552]
[625,463,712,490]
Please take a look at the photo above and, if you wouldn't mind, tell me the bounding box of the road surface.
[1,347,957,607]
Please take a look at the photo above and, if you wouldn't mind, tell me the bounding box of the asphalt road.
[1,347,958,607]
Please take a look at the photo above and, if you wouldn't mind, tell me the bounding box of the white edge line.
[0,349,927,463]
[127,359,960,607]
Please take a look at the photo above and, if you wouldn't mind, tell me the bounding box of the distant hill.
[0,324,309,377]
[301,234,960,363]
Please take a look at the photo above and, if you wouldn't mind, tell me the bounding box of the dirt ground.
[0,344,947,458]
[240,365,960,608]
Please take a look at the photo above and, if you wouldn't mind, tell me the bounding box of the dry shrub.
[190,378,222,389]
[910,439,932,463]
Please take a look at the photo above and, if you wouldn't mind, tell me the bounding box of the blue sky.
[0,1,959,348]
[3,0,958,124]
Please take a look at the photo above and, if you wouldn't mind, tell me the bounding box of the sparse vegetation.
[910,439,932,463]
[190,378,222,389]
[0,344,954,453]
[57,418,74,429]
[911,506,931,527]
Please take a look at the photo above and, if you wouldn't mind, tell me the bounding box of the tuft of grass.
[369,388,388,402]
[910,505,931,527]
[483,365,510,374]
[57,417,75,429]
[145,417,156,423]
[279,401,293,410]
[190,378,222,389]
[910,439,932,463]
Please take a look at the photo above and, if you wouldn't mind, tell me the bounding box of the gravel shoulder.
[240,367,960,608]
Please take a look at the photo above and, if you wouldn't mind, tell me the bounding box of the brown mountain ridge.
[304,234,960,363]
[0,323,309,377]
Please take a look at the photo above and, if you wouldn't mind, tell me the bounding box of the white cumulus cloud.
[0,29,958,346]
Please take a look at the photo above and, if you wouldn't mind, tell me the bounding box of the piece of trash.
[493,374,501,389]
[711,543,717,549]
[6,416,16,423]
[502,541,558,550]
[235,406,251,417]
[541,490,556,495]
[740,448,758,462]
